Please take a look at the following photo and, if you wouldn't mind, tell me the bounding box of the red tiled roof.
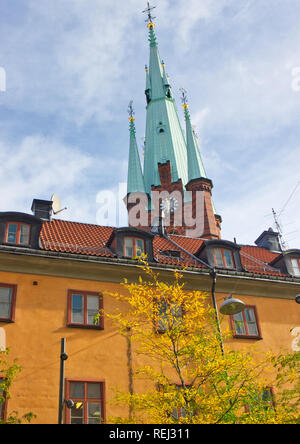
[39,219,288,277]
[153,235,205,268]
[40,219,115,257]
[240,246,284,277]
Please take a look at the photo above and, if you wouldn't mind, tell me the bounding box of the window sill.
[233,334,262,340]
[0,318,14,324]
[2,242,30,248]
[67,323,104,330]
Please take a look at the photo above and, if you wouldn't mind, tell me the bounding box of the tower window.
[157,123,166,135]
[5,222,30,246]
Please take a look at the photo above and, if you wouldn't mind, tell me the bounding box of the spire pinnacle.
[142,2,156,27]
[127,101,146,195]
[128,100,135,122]
[181,89,207,182]
[180,87,189,109]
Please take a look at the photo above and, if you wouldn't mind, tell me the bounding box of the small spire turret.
[127,101,146,195]
[181,89,207,182]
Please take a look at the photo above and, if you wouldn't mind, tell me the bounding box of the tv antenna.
[271,180,300,249]
[277,180,300,218]
[51,194,67,216]
[272,208,287,251]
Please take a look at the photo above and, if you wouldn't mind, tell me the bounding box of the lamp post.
[162,234,246,355]
[210,268,246,355]
[58,338,68,425]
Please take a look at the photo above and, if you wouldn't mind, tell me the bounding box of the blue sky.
[0,0,299,248]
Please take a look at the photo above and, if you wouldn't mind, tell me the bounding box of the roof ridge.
[47,219,115,229]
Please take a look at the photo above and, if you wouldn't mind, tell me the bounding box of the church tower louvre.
[126,3,221,239]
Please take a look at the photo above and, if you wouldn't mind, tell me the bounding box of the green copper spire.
[182,95,207,182]
[143,22,188,194]
[127,102,146,195]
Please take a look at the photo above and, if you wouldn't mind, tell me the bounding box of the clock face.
[160,197,179,214]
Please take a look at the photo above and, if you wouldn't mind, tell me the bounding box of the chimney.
[255,228,282,253]
[31,199,53,221]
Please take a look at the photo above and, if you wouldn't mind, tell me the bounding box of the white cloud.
[0,135,92,210]
[1,0,144,125]
[219,145,300,249]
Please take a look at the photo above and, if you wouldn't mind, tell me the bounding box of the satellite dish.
[51,194,67,216]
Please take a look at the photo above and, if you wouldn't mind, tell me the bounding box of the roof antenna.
[272,208,287,251]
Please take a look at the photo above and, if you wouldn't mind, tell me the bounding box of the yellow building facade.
[0,226,299,424]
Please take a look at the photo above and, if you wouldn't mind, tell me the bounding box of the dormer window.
[124,237,145,258]
[213,248,235,269]
[5,222,30,246]
[113,227,154,261]
[291,258,300,277]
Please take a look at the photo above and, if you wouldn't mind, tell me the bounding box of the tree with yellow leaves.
[99,258,299,424]
[0,348,36,424]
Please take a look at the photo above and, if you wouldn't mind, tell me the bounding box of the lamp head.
[65,399,74,409]
[220,295,245,315]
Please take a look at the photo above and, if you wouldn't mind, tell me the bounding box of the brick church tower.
[125,11,221,239]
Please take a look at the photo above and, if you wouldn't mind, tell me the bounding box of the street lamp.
[220,295,246,315]
[162,234,246,355]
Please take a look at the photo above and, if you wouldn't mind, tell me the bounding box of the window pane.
[291,259,300,276]
[7,224,17,243]
[135,239,145,257]
[87,383,101,399]
[214,249,224,267]
[224,250,234,268]
[233,312,246,335]
[124,238,134,257]
[245,308,258,336]
[70,402,84,424]
[88,402,102,424]
[71,294,84,324]
[171,304,183,329]
[70,382,85,399]
[0,287,12,319]
[158,301,169,331]
[87,296,99,325]
[20,224,30,245]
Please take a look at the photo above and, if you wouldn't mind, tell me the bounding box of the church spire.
[125,3,222,238]
[142,7,188,195]
[180,89,207,183]
[127,102,146,195]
